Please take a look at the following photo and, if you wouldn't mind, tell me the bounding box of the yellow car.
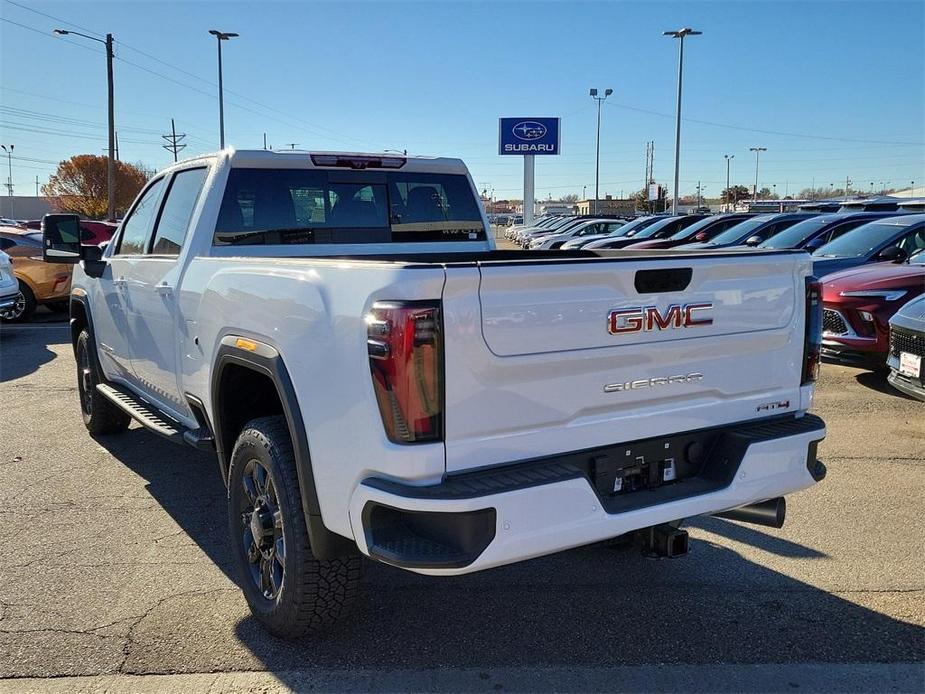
[0,227,72,321]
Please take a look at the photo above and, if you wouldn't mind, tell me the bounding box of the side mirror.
[694,231,708,241]
[42,214,81,263]
[878,246,908,263]
[81,243,107,279]
[744,235,763,246]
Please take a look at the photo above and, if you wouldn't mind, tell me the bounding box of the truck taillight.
[366,301,443,444]
[802,276,822,385]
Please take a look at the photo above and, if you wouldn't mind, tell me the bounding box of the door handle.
[155,282,173,296]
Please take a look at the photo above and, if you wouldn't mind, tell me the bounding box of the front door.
[125,167,208,419]
[93,177,167,382]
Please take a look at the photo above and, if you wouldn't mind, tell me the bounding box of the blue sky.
[1,0,923,201]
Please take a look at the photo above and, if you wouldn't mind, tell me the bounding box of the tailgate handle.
[634,268,692,294]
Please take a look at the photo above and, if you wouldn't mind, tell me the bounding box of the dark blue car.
[679,212,820,249]
[812,214,925,278]
[759,212,901,251]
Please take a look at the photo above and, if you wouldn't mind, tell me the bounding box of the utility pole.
[115,130,119,161]
[845,176,851,198]
[749,147,766,203]
[724,154,734,211]
[35,175,39,196]
[664,27,702,216]
[55,29,116,220]
[263,133,268,150]
[696,181,702,209]
[161,118,187,162]
[0,145,12,218]
[209,30,238,149]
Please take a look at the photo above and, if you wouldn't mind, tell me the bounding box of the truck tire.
[228,416,361,638]
[75,329,131,435]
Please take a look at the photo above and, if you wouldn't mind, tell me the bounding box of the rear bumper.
[349,414,826,576]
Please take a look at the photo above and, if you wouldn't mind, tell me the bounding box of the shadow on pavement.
[686,516,828,559]
[855,370,915,400]
[94,428,924,679]
[0,327,60,382]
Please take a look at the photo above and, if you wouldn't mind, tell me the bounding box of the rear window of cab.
[214,168,486,245]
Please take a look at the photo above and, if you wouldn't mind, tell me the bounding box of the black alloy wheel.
[239,458,286,600]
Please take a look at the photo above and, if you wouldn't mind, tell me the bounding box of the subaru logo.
[512,121,547,141]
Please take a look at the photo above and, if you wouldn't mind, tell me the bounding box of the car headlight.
[838,290,908,301]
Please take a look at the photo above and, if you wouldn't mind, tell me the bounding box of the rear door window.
[214,168,484,245]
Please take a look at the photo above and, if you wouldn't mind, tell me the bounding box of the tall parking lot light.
[1,144,12,218]
[209,30,238,149]
[724,154,734,211]
[664,28,701,216]
[749,147,766,203]
[589,88,612,215]
[53,29,116,221]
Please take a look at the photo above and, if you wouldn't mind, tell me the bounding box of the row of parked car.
[505,209,925,401]
[0,218,118,322]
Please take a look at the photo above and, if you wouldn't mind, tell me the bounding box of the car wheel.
[75,329,131,435]
[0,282,36,322]
[228,416,361,638]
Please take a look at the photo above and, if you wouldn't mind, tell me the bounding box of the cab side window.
[150,168,208,256]
[826,219,867,243]
[116,178,166,255]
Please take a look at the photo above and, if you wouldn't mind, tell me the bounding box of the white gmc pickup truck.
[44,150,827,638]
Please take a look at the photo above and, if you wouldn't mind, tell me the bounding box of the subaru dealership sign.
[499,117,561,155]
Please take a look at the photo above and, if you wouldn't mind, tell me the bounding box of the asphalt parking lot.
[0,318,923,692]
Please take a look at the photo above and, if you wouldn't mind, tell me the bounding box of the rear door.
[441,253,809,472]
[125,166,208,417]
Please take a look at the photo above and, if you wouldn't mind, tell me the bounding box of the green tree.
[721,185,750,204]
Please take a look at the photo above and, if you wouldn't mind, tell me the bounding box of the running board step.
[96,383,213,450]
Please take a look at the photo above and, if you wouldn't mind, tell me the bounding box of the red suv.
[821,253,925,368]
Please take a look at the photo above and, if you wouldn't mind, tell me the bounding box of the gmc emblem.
[608,303,714,334]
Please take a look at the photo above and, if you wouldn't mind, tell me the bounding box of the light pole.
[209,29,238,149]
[749,147,766,203]
[54,29,115,221]
[664,27,701,215]
[589,88,612,215]
[724,154,734,211]
[1,145,12,218]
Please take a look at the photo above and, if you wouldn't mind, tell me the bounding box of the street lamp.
[749,147,766,203]
[724,154,734,211]
[53,29,116,221]
[589,88,612,215]
[664,27,702,215]
[209,29,238,149]
[1,145,12,218]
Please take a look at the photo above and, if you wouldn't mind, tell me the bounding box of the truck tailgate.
[441,253,811,473]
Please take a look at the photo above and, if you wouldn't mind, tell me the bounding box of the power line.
[4,0,104,38]
[0,16,103,54]
[604,100,924,146]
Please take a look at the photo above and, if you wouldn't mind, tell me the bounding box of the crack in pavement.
[117,588,238,675]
